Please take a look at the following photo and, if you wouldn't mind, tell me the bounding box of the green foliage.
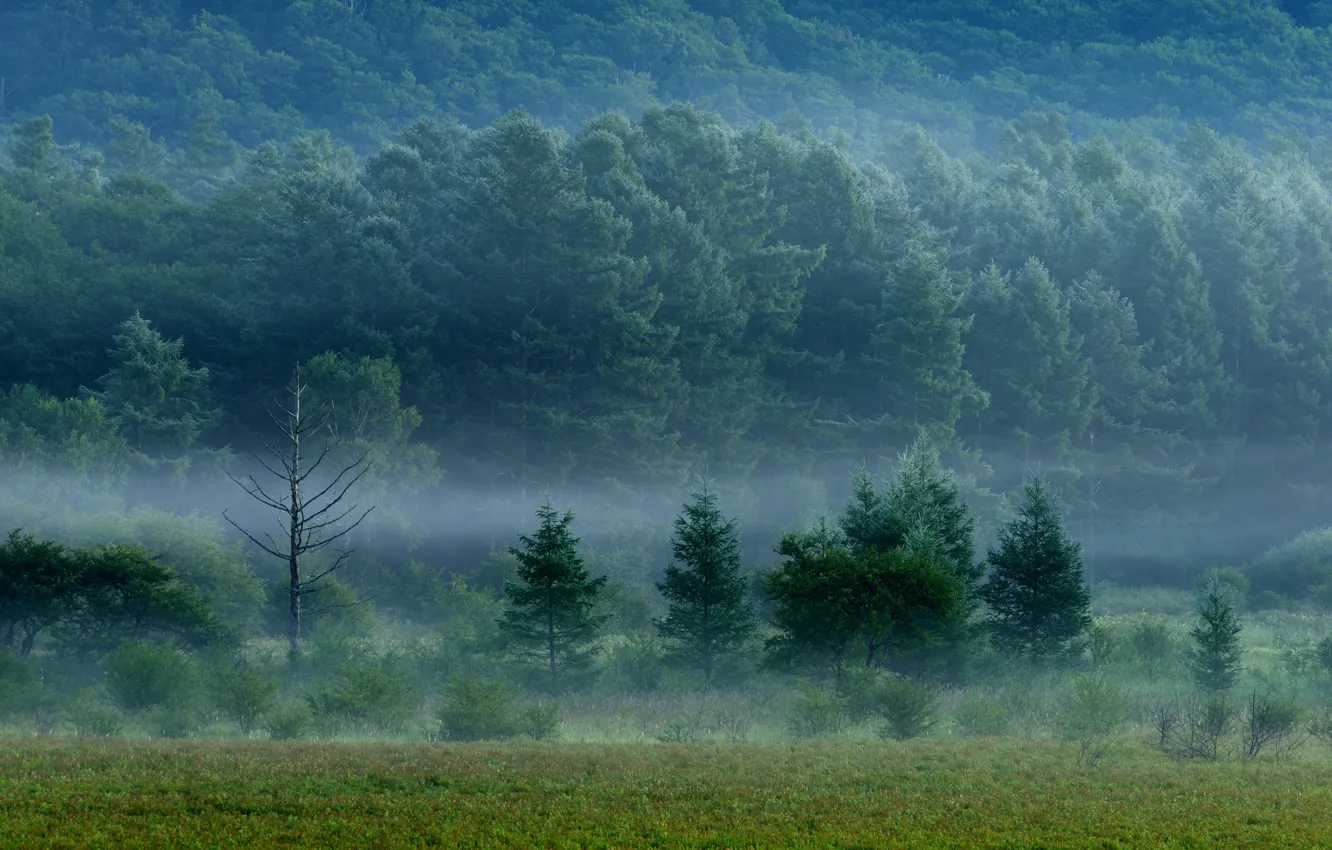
[436,675,518,742]
[1125,616,1182,683]
[786,681,848,740]
[981,478,1092,662]
[265,701,313,741]
[0,530,227,659]
[953,693,1011,737]
[500,502,609,694]
[84,312,218,464]
[873,676,942,742]
[655,487,755,688]
[308,663,420,735]
[1248,529,1332,600]
[520,701,561,741]
[1188,578,1244,693]
[1057,676,1133,766]
[63,690,124,737]
[764,518,966,679]
[103,642,197,714]
[213,666,279,735]
[603,633,666,695]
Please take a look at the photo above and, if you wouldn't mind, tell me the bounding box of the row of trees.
[501,445,1096,692]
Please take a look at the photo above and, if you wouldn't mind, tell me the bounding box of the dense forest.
[3,0,1332,741]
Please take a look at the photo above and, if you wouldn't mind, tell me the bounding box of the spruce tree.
[655,486,756,689]
[500,501,609,693]
[1188,574,1242,693]
[980,477,1091,661]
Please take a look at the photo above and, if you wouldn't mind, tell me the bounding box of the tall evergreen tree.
[654,486,756,689]
[980,477,1091,661]
[500,501,609,693]
[1188,574,1243,693]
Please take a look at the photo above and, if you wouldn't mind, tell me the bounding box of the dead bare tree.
[224,366,373,656]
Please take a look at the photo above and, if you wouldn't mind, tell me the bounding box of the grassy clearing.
[2,737,1332,848]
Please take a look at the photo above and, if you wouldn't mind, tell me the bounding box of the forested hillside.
[8,0,1332,169]
[3,0,1332,595]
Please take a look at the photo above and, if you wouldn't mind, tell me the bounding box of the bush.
[603,633,665,694]
[1201,567,1249,606]
[1240,690,1306,760]
[266,701,313,740]
[104,643,196,713]
[786,681,847,739]
[1126,616,1179,682]
[1057,676,1133,766]
[213,666,279,735]
[1156,695,1235,761]
[149,704,201,738]
[1317,635,1332,674]
[64,690,124,737]
[953,692,1010,737]
[0,648,44,721]
[1086,620,1120,671]
[520,701,561,740]
[875,676,940,742]
[436,675,518,741]
[308,663,420,734]
[1248,528,1332,600]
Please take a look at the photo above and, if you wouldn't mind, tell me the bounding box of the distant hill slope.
[2,0,1331,161]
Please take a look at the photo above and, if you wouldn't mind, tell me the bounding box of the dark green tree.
[500,501,609,693]
[764,521,965,682]
[654,486,756,689]
[1188,574,1243,693]
[980,478,1091,662]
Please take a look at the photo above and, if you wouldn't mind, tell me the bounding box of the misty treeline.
[5,0,1332,166]
[4,100,1332,577]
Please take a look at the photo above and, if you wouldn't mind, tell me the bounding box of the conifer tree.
[655,486,756,689]
[500,501,609,693]
[980,477,1091,661]
[1188,574,1242,693]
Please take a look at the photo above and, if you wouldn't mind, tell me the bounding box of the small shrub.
[520,701,560,740]
[265,701,313,740]
[64,690,124,737]
[1057,676,1132,767]
[712,702,755,743]
[1309,582,1332,612]
[0,648,44,721]
[1316,635,1332,673]
[1277,639,1319,677]
[1158,695,1235,761]
[213,666,279,735]
[104,643,196,714]
[1202,567,1250,606]
[308,663,420,734]
[1248,528,1332,600]
[786,681,847,739]
[1086,621,1120,670]
[953,692,1010,737]
[1127,616,1179,683]
[657,709,708,743]
[149,704,200,739]
[437,675,518,741]
[604,633,665,694]
[1240,690,1306,760]
[875,676,940,742]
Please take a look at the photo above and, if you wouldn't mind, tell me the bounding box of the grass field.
[3,737,1332,848]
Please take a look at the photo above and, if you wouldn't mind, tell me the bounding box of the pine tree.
[1188,574,1242,693]
[500,501,609,693]
[655,486,756,689]
[980,477,1091,661]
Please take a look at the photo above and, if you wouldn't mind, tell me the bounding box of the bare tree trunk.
[225,365,373,659]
